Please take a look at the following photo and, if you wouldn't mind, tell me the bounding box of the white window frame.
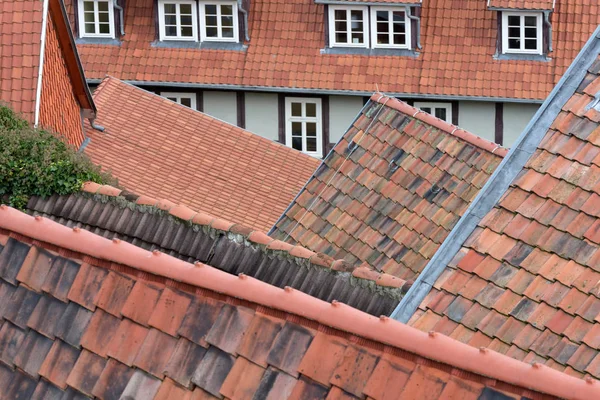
[161,92,197,109]
[414,102,452,123]
[285,98,323,158]
[501,12,543,55]
[328,5,369,48]
[199,1,239,42]
[370,7,410,49]
[158,0,198,41]
[78,0,115,38]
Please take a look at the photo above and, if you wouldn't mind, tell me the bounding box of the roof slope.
[270,94,506,281]
[405,28,600,380]
[85,77,319,232]
[25,182,409,316]
[0,205,597,399]
[69,0,600,101]
[488,0,554,10]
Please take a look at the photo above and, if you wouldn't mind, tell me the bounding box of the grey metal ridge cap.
[390,24,600,323]
[85,79,545,104]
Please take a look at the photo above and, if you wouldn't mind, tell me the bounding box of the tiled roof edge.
[390,26,600,323]
[370,93,509,157]
[0,205,598,399]
[80,182,410,292]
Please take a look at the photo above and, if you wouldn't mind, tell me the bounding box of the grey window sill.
[151,41,247,51]
[75,38,121,46]
[494,53,551,61]
[321,47,419,57]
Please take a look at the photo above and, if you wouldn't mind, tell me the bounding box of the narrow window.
[414,102,452,123]
[161,92,197,109]
[158,0,198,41]
[371,7,410,49]
[502,12,542,55]
[285,98,322,157]
[199,2,239,42]
[328,6,368,48]
[78,0,115,38]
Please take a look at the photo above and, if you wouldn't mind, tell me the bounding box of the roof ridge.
[371,94,509,157]
[80,182,410,291]
[1,204,598,399]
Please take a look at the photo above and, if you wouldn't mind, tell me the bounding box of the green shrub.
[0,106,114,209]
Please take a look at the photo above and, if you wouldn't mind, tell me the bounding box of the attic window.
[501,12,543,55]
[329,6,369,47]
[161,92,197,109]
[78,0,115,38]
[158,0,198,41]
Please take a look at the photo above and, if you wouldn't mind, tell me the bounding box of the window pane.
[392,12,404,23]
[166,26,177,36]
[377,22,388,34]
[165,15,176,25]
[306,103,316,117]
[524,16,537,26]
[335,21,347,32]
[292,122,302,135]
[507,15,520,26]
[393,34,405,45]
[394,23,406,34]
[351,33,363,44]
[181,15,192,25]
[421,107,431,113]
[163,4,176,14]
[221,16,233,27]
[435,108,447,121]
[99,23,110,34]
[206,27,218,37]
[376,11,388,22]
[351,21,363,32]
[524,39,537,50]
[85,23,95,33]
[350,10,362,21]
[181,26,193,36]
[292,137,302,151]
[306,122,317,137]
[206,16,217,26]
[508,38,520,49]
[205,4,217,14]
[84,13,95,23]
[181,98,192,107]
[336,32,347,43]
[508,27,520,38]
[334,10,345,20]
[167,97,177,101]
[98,12,109,23]
[222,28,234,38]
[221,5,233,15]
[83,1,94,11]
[525,27,537,38]
[98,1,109,11]
[180,4,192,14]
[307,138,317,152]
[378,34,389,45]
[291,103,302,117]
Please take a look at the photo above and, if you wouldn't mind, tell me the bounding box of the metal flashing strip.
[390,25,600,323]
[86,79,546,104]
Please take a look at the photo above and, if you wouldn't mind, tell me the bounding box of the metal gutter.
[390,25,600,323]
[114,0,125,36]
[405,6,421,50]
[238,0,250,42]
[86,79,546,104]
[34,0,50,127]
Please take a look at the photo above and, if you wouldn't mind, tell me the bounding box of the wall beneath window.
[329,96,364,144]
[203,91,237,125]
[458,101,496,144]
[503,103,539,148]
[244,92,279,141]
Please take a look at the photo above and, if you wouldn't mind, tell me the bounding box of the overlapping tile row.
[25,183,409,316]
[409,55,600,379]
[487,0,554,10]
[0,220,582,400]
[65,0,600,100]
[84,77,319,232]
[270,97,505,281]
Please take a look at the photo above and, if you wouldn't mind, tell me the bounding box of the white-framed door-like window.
[502,12,543,55]
[78,0,115,38]
[158,0,198,41]
[161,92,197,109]
[328,6,369,48]
[199,1,239,42]
[371,7,410,49]
[414,102,452,123]
[285,98,323,157]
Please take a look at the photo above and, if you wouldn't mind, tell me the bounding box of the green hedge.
[0,105,113,208]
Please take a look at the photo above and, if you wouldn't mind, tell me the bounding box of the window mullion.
[217,5,222,39]
[94,1,99,34]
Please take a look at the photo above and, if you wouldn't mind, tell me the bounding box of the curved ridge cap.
[369,93,508,158]
[0,205,598,400]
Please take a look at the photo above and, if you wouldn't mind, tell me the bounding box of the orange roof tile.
[0,204,598,399]
[270,94,506,280]
[488,0,554,10]
[64,0,600,100]
[84,76,320,231]
[406,28,600,380]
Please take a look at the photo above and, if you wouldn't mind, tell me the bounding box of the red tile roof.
[85,76,320,232]
[0,205,598,399]
[488,0,554,10]
[408,44,600,380]
[67,0,600,101]
[270,94,506,280]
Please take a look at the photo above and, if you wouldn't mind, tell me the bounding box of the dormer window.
[329,6,368,47]
[158,0,198,41]
[199,2,238,42]
[371,7,410,49]
[78,0,115,38]
[501,12,543,55]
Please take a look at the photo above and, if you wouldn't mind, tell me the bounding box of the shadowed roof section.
[402,27,600,381]
[84,76,320,231]
[269,94,506,281]
[25,182,410,316]
[0,205,598,399]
